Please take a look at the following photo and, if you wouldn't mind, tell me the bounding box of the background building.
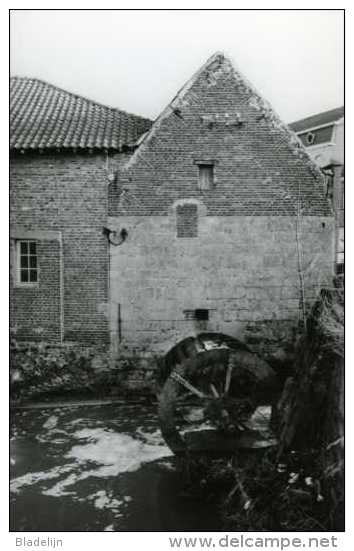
[289,107,344,272]
[10,76,152,344]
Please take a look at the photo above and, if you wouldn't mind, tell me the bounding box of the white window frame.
[15,239,39,287]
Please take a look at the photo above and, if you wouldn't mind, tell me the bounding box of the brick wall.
[10,237,62,342]
[10,151,123,345]
[111,54,332,219]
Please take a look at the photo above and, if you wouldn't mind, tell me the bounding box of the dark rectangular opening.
[195,309,209,321]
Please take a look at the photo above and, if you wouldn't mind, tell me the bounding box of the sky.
[10,10,344,123]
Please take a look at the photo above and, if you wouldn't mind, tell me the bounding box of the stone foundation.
[109,214,334,360]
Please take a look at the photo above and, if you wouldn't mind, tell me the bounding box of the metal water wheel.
[158,333,278,456]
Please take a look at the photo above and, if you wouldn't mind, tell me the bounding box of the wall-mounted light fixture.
[102,227,128,246]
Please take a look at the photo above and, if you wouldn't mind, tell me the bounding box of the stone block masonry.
[109,214,334,359]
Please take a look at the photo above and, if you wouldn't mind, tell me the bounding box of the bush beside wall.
[10,340,157,402]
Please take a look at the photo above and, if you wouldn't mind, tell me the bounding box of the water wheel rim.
[158,349,258,455]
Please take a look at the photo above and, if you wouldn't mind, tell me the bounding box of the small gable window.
[16,240,38,285]
[198,163,214,190]
[306,132,316,145]
[176,204,198,238]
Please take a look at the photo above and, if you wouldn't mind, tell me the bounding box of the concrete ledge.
[10,227,62,241]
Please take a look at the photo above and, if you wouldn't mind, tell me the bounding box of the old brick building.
[10,53,335,362]
[10,76,151,344]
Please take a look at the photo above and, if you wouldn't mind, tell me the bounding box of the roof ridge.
[288,106,344,127]
[10,75,152,123]
[123,50,324,185]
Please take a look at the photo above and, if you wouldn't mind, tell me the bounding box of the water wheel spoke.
[224,361,233,395]
[210,383,220,398]
[170,371,206,399]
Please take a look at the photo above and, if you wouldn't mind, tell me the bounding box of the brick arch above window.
[169,198,207,216]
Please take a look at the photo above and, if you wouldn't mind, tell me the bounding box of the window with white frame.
[16,240,38,284]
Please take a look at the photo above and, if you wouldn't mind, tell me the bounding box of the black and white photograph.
[9,8,344,538]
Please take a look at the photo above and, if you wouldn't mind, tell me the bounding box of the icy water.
[10,402,225,531]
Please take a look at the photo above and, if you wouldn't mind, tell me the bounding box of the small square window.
[16,240,38,285]
[198,164,214,190]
